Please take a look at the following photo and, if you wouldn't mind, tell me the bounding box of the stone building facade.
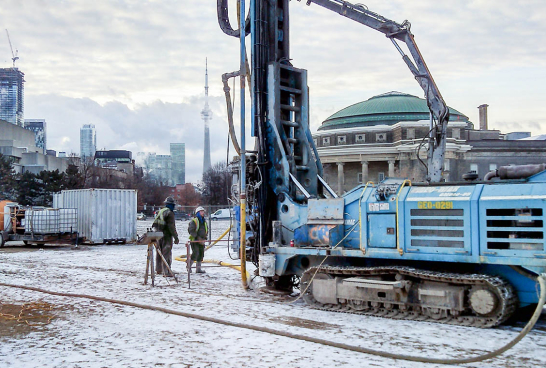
[313,92,546,194]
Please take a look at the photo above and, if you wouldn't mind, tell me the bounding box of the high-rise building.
[201,59,212,174]
[80,124,96,160]
[0,68,25,126]
[154,154,173,185]
[24,119,47,154]
[170,143,186,184]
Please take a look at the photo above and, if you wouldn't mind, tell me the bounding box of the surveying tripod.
[143,231,179,286]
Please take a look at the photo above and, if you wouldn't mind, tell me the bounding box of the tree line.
[0,153,233,208]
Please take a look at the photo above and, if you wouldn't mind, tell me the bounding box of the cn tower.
[201,59,212,174]
[201,58,212,174]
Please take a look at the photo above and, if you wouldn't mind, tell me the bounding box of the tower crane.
[5,29,19,68]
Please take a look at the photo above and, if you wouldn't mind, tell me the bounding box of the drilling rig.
[218,0,546,327]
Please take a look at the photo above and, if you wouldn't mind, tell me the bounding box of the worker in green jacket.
[188,206,208,273]
[152,197,179,276]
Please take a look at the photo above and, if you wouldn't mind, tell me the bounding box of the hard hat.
[164,197,175,205]
[195,206,205,214]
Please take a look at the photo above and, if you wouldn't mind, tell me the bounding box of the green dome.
[319,91,469,130]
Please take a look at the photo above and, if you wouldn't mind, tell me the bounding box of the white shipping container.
[26,208,60,234]
[53,189,137,244]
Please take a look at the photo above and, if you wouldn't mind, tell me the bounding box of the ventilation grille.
[409,208,465,248]
[485,208,544,250]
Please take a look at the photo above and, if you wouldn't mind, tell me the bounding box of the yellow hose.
[174,256,251,282]
[240,196,248,289]
[176,225,249,280]
[205,225,231,251]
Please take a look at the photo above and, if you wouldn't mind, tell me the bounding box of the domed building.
[319,91,471,130]
[313,92,546,194]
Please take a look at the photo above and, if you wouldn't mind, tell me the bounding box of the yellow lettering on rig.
[417,201,453,210]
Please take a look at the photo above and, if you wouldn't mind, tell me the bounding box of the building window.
[313,138,318,146]
[355,134,365,143]
[407,128,415,139]
[444,160,450,172]
[470,164,478,174]
[489,164,497,171]
[378,172,385,182]
[357,173,362,183]
[337,135,347,145]
[322,137,330,145]
[376,133,387,143]
[452,128,461,140]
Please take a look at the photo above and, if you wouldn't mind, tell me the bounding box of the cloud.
[1,0,546,181]
[25,94,235,183]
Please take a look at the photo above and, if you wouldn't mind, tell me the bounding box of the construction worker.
[188,206,208,273]
[152,197,179,276]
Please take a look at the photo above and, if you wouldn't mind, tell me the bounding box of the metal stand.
[143,231,179,286]
[186,241,191,289]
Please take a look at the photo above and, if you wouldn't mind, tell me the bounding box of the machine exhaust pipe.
[484,164,546,181]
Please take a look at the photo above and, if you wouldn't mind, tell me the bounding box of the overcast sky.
[1,0,545,182]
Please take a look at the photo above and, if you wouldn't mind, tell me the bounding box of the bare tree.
[201,162,231,206]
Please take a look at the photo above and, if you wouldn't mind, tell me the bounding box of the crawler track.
[300,266,518,328]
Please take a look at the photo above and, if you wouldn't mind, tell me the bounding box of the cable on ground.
[2,276,544,364]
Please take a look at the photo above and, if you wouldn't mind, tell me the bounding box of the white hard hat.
[195,206,205,214]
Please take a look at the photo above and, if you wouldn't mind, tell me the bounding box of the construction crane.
[5,29,19,68]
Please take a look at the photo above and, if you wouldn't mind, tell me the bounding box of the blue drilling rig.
[218,0,546,327]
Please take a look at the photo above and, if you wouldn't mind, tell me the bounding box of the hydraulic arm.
[302,0,450,182]
[218,0,451,254]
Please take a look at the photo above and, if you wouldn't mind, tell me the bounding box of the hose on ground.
[174,257,251,283]
[1,275,545,364]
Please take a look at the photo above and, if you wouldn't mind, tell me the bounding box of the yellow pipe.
[205,225,231,251]
[358,181,374,254]
[239,196,248,289]
[395,179,412,255]
[174,256,251,282]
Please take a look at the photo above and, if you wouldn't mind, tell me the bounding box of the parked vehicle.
[137,213,147,220]
[210,209,232,221]
[174,211,191,221]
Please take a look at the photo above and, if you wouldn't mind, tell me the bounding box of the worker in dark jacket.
[153,197,179,276]
[188,206,208,273]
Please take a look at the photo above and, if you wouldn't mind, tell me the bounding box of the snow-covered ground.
[1,219,546,368]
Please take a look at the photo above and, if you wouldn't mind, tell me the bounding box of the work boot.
[187,260,194,273]
[196,262,206,274]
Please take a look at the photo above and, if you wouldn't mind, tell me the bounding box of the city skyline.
[0,1,544,182]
